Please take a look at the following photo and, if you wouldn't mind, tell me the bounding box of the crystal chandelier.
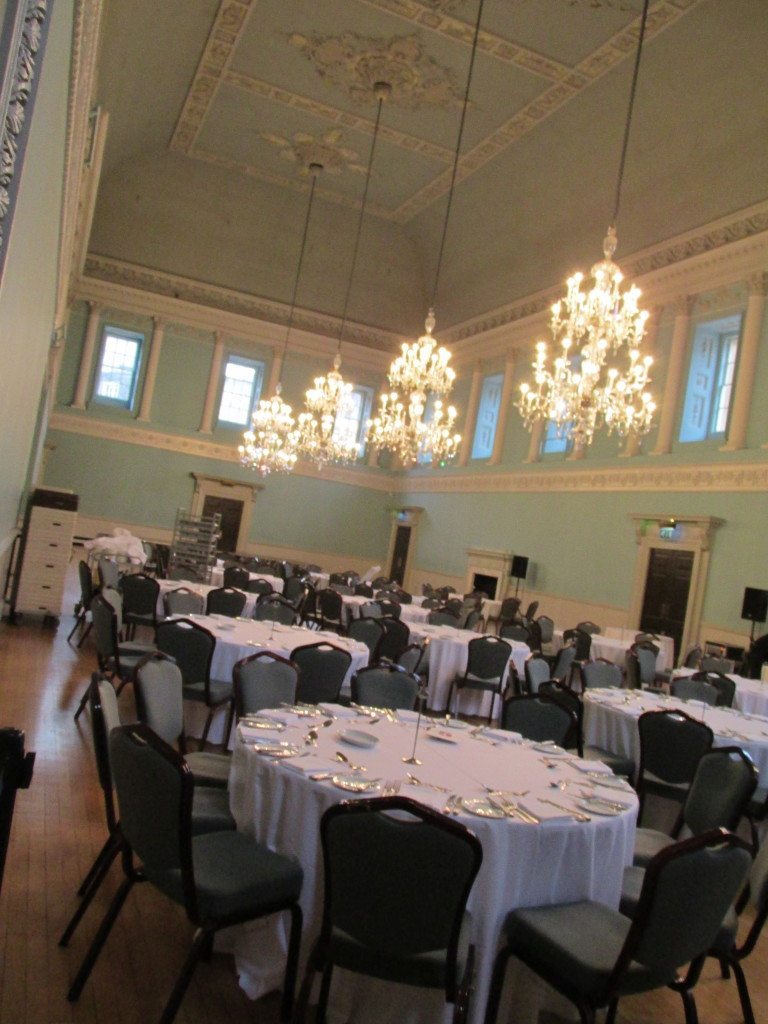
[366,0,488,466]
[239,164,321,476]
[517,0,655,449]
[297,83,390,469]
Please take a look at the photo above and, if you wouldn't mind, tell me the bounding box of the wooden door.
[639,548,694,661]
[389,526,411,585]
[202,495,243,554]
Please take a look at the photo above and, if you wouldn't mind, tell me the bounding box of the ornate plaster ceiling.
[88,0,768,340]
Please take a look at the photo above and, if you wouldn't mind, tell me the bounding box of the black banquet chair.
[500,693,576,746]
[222,564,249,590]
[66,724,304,1024]
[636,708,713,824]
[205,586,246,618]
[120,571,160,638]
[484,829,752,1024]
[351,663,420,711]
[0,727,34,902]
[291,642,352,705]
[294,795,483,1024]
[446,635,512,725]
[67,559,98,647]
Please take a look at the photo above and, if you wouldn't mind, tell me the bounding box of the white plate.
[338,729,379,749]
[579,797,631,816]
[533,743,568,756]
[459,797,505,819]
[428,729,458,744]
[591,773,633,791]
[331,773,381,792]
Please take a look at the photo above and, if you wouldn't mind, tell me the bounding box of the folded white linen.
[483,728,521,743]
[281,755,338,775]
[319,703,358,718]
[570,758,612,774]
[239,723,287,743]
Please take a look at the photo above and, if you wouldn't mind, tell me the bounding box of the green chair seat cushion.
[504,900,674,1000]
[328,910,472,989]
[118,641,157,656]
[582,747,635,779]
[150,831,303,921]
[455,674,501,691]
[186,751,231,788]
[632,828,674,867]
[191,787,235,834]
[182,678,232,705]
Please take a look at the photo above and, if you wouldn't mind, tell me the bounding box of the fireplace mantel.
[465,548,513,601]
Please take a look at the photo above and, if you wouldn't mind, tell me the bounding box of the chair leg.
[73,684,91,721]
[223,699,236,751]
[157,926,210,1024]
[59,834,122,946]
[483,946,511,1024]
[315,962,333,1024]
[719,956,731,980]
[67,874,135,1001]
[199,709,215,751]
[67,611,84,643]
[77,621,93,648]
[280,903,303,1023]
[452,944,475,1024]
[732,960,756,1024]
[604,998,619,1024]
[679,988,699,1024]
[292,951,317,1024]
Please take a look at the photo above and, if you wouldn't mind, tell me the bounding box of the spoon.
[334,751,366,772]
[406,772,449,792]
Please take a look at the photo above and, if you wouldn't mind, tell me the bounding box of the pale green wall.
[0,0,72,549]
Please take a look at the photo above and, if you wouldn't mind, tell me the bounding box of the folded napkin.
[239,723,288,743]
[319,703,358,718]
[397,709,421,723]
[281,755,337,775]
[483,728,521,743]
[570,758,612,774]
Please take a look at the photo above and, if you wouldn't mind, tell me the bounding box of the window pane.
[471,373,503,460]
[95,330,141,405]
[712,333,738,435]
[218,357,263,425]
[333,385,372,455]
[541,419,570,454]
[679,315,741,443]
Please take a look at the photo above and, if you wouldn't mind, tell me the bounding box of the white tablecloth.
[553,630,674,674]
[341,594,431,627]
[672,667,768,718]
[209,567,284,593]
[601,628,675,672]
[228,707,637,1024]
[583,687,768,785]
[409,624,530,719]
[156,578,258,618]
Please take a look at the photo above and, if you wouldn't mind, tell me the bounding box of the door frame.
[628,513,724,662]
[385,507,423,591]
[190,473,263,554]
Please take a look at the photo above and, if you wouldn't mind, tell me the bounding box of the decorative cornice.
[49,411,395,492]
[401,460,768,495]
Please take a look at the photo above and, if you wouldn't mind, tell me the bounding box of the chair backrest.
[247,577,274,596]
[375,617,411,663]
[351,665,420,710]
[397,643,426,676]
[0,727,35,900]
[360,601,383,619]
[428,610,461,628]
[89,674,124,834]
[205,587,246,618]
[155,618,215,697]
[233,652,298,717]
[637,709,713,791]
[551,643,576,682]
[163,587,204,617]
[670,676,718,705]
[576,620,601,635]
[318,588,343,621]
[524,600,539,620]
[635,632,659,645]
[465,636,512,682]
[291,642,352,703]
[634,642,659,685]
[371,576,391,589]
[536,615,554,644]
[395,589,413,605]
[223,565,250,590]
[100,586,124,630]
[683,644,703,668]
[109,724,196,912]
[463,609,484,632]
[700,654,735,674]
[319,796,483,995]
[347,617,384,657]
[443,598,463,617]
[254,596,296,624]
[283,575,306,605]
[354,583,374,597]
[78,560,95,605]
[582,659,623,690]
[376,599,402,620]
[562,628,592,661]
[605,831,751,1000]
[90,594,119,668]
[524,655,551,694]
[691,670,736,707]
[683,746,758,835]
[134,652,185,747]
[500,694,576,745]
[97,555,120,590]
[499,623,529,643]
[121,572,159,619]
[330,583,354,596]
[498,597,521,622]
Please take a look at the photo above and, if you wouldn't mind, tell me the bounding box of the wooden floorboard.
[0,572,765,1024]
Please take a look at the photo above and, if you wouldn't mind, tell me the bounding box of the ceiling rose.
[259,128,369,175]
[288,31,462,109]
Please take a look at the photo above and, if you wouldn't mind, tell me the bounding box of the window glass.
[417,393,438,465]
[541,419,572,455]
[471,373,504,459]
[333,384,373,456]
[679,315,742,443]
[218,356,264,426]
[94,327,143,407]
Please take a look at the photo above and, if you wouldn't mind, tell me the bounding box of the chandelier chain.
[430,0,486,310]
[280,166,320,367]
[611,0,650,228]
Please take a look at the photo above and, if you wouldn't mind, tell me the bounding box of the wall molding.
[48,411,395,492]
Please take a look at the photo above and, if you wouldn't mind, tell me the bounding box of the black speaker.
[742,587,768,623]
[511,555,529,580]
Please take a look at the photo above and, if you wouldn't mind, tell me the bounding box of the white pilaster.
[651,295,694,456]
[71,301,101,409]
[457,361,483,467]
[137,317,165,422]
[723,272,768,451]
[198,332,225,433]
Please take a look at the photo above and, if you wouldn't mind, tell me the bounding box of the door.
[202,496,243,554]
[389,526,411,585]
[639,548,694,661]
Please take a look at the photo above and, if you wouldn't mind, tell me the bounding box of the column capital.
[151,315,166,330]
[673,294,695,318]
[747,271,768,298]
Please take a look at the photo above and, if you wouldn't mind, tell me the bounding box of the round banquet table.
[209,567,284,593]
[341,594,431,627]
[672,667,768,717]
[408,624,530,719]
[553,629,674,674]
[178,616,370,744]
[156,578,258,618]
[583,687,768,785]
[228,706,638,1024]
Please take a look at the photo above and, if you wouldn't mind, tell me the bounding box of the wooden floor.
[0,583,765,1024]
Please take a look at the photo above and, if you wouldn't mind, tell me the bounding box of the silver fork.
[442,793,460,815]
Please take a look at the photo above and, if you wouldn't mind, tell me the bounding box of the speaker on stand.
[741,586,768,644]
[510,555,529,600]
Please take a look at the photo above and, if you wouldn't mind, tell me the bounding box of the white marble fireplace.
[465,548,513,601]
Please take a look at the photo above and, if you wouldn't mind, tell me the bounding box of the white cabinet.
[11,489,78,619]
